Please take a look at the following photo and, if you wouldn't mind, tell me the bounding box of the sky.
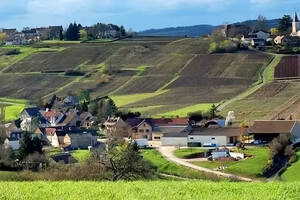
[1,0,300,31]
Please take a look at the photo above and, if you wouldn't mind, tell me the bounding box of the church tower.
[292,12,300,35]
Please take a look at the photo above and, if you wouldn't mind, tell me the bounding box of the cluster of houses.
[102,113,300,148]
[0,26,63,45]
[4,95,98,151]
[215,12,300,48]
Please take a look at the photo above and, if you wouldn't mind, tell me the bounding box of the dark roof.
[63,96,79,105]
[247,120,296,134]
[23,107,40,117]
[163,130,189,138]
[189,127,241,136]
[126,118,152,128]
[151,118,189,126]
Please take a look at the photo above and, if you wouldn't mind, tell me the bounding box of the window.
[211,137,216,140]
[154,137,161,140]
[146,129,149,132]
[139,129,144,133]
[143,124,146,127]
[190,137,194,140]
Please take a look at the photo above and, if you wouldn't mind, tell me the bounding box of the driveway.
[158,146,254,182]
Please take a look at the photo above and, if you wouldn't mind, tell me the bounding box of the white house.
[188,127,241,147]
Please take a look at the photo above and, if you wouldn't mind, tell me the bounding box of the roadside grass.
[173,148,206,159]
[281,151,300,182]
[157,103,214,117]
[71,150,91,163]
[1,181,300,200]
[45,148,63,156]
[192,147,269,179]
[141,149,223,180]
[111,91,167,107]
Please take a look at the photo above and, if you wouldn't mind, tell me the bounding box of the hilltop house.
[247,120,300,144]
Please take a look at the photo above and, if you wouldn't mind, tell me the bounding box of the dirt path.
[158,146,254,182]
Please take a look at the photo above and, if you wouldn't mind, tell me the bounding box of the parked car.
[135,139,148,148]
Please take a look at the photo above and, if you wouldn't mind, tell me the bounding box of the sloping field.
[221,81,300,122]
[0,181,300,200]
[0,74,75,100]
[275,56,300,79]
[0,38,272,117]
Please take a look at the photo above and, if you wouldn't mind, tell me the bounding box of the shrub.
[5,49,21,55]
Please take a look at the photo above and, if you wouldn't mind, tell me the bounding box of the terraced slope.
[0,37,271,117]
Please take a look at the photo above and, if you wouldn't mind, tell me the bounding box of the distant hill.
[138,19,280,37]
[138,25,214,37]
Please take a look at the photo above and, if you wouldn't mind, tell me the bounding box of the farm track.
[158,146,254,182]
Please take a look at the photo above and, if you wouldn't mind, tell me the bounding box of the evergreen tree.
[66,22,80,41]
[18,132,43,160]
[278,15,292,34]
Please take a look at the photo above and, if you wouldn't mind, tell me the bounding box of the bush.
[209,40,238,54]
[5,49,21,55]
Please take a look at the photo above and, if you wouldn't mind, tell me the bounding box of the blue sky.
[1,0,300,31]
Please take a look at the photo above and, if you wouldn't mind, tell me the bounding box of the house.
[126,118,153,140]
[3,29,17,41]
[103,117,129,137]
[36,27,51,40]
[274,35,286,45]
[247,120,300,144]
[63,96,79,107]
[79,112,94,128]
[251,38,265,47]
[49,26,63,40]
[4,131,22,150]
[21,107,42,121]
[252,30,270,40]
[44,128,98,149]
[188,127,241,147]
[161,130,189,146]
[224,24,251,38]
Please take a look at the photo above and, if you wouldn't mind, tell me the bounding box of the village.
[0,11,300,186]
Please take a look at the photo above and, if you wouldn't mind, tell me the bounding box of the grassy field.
[71,150,91,163]
[192,148,269,178]
[0,181,300,200]
[157,103,214,117]
[173,148,206,159]
[0,97,28,122]
[4,104,26,121]
[281,151,300,182]
[141,149,222,180]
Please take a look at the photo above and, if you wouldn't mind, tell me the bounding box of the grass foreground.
[281,151,300,182]
[0,181,300,200]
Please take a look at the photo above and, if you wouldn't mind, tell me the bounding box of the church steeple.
[294,12,299,22]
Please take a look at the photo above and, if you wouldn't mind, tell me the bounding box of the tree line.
[65,22,128,41]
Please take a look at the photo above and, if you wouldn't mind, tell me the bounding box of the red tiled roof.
[44,110,57,119]
[248,120,297,134]
[45,128,56,136]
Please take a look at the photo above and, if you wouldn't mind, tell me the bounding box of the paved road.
[158,146,254,182]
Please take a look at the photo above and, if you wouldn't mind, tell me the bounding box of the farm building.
[161,131,189,146]
[188,127,241,147]
[247,120,300,144]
